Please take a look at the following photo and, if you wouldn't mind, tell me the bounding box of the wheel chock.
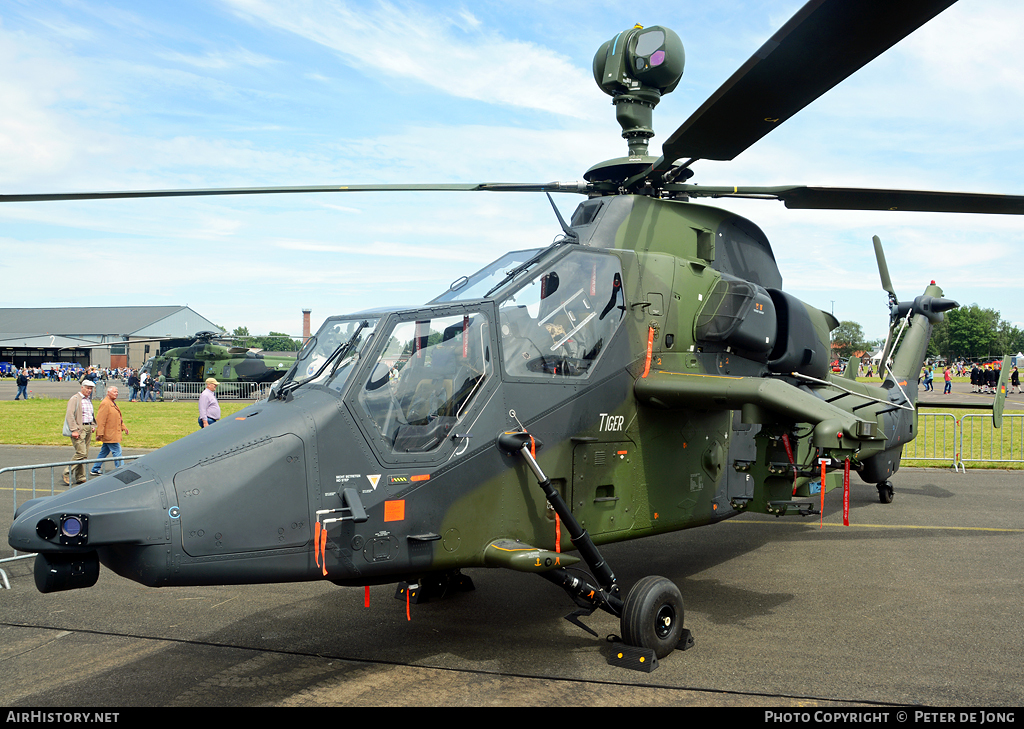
[607,644,659,672]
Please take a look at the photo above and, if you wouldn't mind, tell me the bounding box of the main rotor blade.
[645,0,957,178]
[680,185,1024,215]
[0,182,589,203]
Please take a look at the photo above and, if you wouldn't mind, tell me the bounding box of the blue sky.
[1,0,1022,343]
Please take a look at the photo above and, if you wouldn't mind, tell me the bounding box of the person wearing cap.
[198,377,220,428]
[63,379,97,485]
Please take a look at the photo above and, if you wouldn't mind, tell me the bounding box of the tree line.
[227,326,303,352]
[831,304,1023,362]
[929,304,1024,360]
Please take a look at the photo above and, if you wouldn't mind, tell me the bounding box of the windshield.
[279,316,380,395]
[431,248,543,303]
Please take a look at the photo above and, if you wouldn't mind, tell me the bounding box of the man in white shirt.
[63,379,97,485]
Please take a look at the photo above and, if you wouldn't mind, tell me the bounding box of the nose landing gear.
[499,431,693,664]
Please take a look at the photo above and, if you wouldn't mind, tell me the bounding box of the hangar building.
[0,306,219,370]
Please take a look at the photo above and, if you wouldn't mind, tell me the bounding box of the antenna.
[546,193,578,242]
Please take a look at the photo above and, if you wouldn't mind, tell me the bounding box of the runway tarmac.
[2,445,1022,708]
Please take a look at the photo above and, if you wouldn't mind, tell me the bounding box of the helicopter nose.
[8,465,172,591]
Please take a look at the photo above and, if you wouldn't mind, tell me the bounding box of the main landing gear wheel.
[877,481,894,504]
[620,575,685,659]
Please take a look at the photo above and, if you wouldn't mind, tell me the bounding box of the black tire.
[878,481,894,504]
[620,575,684,659]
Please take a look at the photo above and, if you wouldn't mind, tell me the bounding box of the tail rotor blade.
[873,235,897,300]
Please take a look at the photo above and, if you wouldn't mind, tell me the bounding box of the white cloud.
[223,0,603,119]
[157,47,279,70]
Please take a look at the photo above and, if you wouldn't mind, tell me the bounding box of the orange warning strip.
[641,326,655,378]
[820,459,826,529]
[529,435,561,553]
[314,522,321,568]
[320,527,328,576]
[843,458,851,527]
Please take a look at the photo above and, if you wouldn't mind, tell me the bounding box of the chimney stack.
[302,309,311,344]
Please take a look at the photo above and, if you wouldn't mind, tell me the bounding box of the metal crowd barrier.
[901,412,1024,471]
[959,413,1024,470]
[1,455,143,569]
[155,381,274,401]
[902,412,961,471]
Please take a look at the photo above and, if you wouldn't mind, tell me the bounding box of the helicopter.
[7,0,1024,663]
[139,331,298,389]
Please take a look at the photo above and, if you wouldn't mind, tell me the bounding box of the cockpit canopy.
[495,249,625,378]
[435,244,626,378]
[282,245,628,456]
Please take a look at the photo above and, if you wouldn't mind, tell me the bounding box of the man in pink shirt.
[199,377,221,428]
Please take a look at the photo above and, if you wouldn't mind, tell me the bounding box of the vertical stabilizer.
[994,355,1011,428]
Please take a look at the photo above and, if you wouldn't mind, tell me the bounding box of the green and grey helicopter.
[141,331,298,388]
[7,0,1023,663]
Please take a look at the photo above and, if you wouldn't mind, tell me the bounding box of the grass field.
[0,399,250,449]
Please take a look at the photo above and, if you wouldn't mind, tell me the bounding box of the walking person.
[62,379,97,485]
[1012,366,1021,394]
[92,386,129,474]
[198,377,220,428]
[15,368,28,400]
[943,367,952,394]
[83,367,99,400]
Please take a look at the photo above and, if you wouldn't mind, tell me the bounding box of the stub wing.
[634,370,881,446]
